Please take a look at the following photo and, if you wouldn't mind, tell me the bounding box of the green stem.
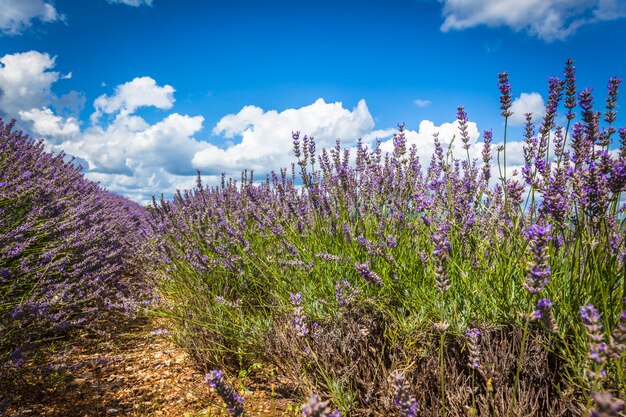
[503,116,509,208]
[440,331,446,417]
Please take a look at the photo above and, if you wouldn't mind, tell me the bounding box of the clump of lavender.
[524,224,551,294]
[291,292,308,336]
[534,298,559,334]
[390,370,419,417]
[0,118,149,367]
[354,261,383,286]
[205,370,245,417]
[301,393,341,417]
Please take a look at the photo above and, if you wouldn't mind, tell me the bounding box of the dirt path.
[1,319,296,417]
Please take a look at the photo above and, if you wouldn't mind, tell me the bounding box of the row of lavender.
[146,60,626,415]
[0,119,149,371]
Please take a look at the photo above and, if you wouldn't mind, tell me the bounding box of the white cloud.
[92,76,175,121]
[414,99,431,108]
[439,0,626,41]
[19,108,80,138]
[509,92,545,126]
[0,51,61,117]
[192,98,375,175]
[0,0,61,35]
[107,0,153,6]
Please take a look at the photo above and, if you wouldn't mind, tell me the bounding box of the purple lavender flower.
[534,298,559,333]
[390,370,419,417]
[290,292,308,336]
[580,304,607,381]
[290,292,303,306]
[523,224,551,294]
[393,123,407,158]
[563,59,577,120]
[601,76,621,146]
[432,223,451,293]
[205,370,245,417]
[355,261,383,286]
[301,393,341,417]
[466,328,481,369]
[481,130,492,183]
[457,106,471,150]
[498,72,513,118]
[335,280,355,306]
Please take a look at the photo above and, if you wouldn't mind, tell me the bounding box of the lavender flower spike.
[301,393,341,417]
[466,328,481,369]
[205,370,245,417]
[432,223,451,293]
[498,72,513,118]
[390,370,419,417]
[290,292,308,336]
[524,224,551,294]
[534,298,559,334]
[580,304,607,381]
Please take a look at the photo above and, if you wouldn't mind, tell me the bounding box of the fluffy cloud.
[0,51,62,117]
[509,92,545,126]
[0,0,61,35]
[192,98,375,175]
[107,0,153,6]
[92,77,175,121]
[19,108,80,139]
[439,0,626,41]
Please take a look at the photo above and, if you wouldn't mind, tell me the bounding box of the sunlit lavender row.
[145,61,626,415]
[0,119,150,370]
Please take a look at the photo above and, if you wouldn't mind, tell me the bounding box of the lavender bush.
[0,119,149,372]
[143,60,625,415]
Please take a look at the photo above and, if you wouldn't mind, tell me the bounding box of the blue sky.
[1,0,625,202]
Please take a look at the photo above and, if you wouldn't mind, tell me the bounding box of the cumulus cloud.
[107,0,153,6]
[0,51,61,117]
[19,108,80,139]
[91,76,175,121]
[439,0,626,41]
[0,0,61,35]
[192,98,375,175]
[414,99,431,108]
[509,92,545,126]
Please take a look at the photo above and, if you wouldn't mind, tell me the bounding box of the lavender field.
[2,61,626,416]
